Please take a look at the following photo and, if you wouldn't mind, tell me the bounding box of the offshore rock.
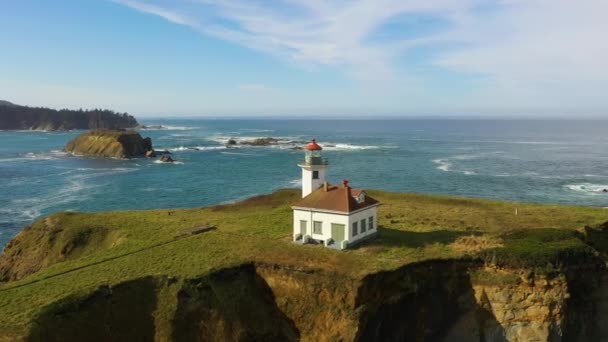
[65,129,154,158]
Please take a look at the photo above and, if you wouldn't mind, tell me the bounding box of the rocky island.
[65,129,153,158]
[0,100,138,131]
[1,190,608,341]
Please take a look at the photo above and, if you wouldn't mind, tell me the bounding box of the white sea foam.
[432,159,476,175]
[0,150,68,162]
[410,138,580,146]
[164,125,199,130]
[288,179,302,187]
[238,128,275,133]
[153,160,184,164]
[220,152,260,156]
[207,135,302,146]
[167,146,226,152]
[139,125,199,131]
[433,159,452,172]
[6,167,140,224]
[320,143,398,151]
[565,183,608,194]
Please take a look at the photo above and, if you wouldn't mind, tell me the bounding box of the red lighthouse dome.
[305,138,322,151]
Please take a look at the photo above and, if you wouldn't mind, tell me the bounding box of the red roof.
[293,182,379,213]
[305,138,322,151]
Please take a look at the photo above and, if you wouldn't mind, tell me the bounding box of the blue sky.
[0,0,607,117]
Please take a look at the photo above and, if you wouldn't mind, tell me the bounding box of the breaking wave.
[432,159,476,175]
[565,183,608,194]
[167,146,226,152]
[153,160,184,164]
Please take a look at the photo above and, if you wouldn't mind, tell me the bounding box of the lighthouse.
[292,138,380,250]
[298,138,328,198]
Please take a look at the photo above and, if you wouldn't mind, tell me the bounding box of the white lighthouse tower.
[298,138,328,197]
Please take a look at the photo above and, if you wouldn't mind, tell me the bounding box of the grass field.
[1,189,607,335]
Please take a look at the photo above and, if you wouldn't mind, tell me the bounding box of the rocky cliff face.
[15,260,608,342]
[64,130,153,158]
[0,102,138,131]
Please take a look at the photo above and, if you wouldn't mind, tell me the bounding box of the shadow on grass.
[356,226,481,249]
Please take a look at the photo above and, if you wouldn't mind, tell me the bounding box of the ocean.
[1,118,608,248]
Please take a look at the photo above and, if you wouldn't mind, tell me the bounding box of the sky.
[0,0,607,117]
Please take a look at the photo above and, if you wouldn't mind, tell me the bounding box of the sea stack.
[65,129,154,158]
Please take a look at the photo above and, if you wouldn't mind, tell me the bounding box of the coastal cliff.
[64,130,153,158]
[1,190,608,341]
[0,100,138,131]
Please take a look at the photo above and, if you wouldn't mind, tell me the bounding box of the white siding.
[347,207,378,244]
[293,209,348,242]
[301,166,327,198]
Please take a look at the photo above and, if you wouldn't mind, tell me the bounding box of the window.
[312,170,319,179]
[360,219,367,233]
[368,216,374,230]
[313,221,322,234]
[300,220,307,234]
[352,221,358,236]
[331,223,345,241]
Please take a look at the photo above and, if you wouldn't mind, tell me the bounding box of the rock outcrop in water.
[0,100,138,131]
[64,130,153,158]
[240,137,279,146]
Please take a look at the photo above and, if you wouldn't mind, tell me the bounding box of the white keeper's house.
[292,138,380,250]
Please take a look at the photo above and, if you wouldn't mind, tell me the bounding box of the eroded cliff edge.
[18,260,608,342]
[1,190,608,341]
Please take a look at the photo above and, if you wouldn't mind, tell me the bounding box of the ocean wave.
[207,135,299,145]
[288,179,302,187]
[410,138,583,146]
[153,160,184,164]
[432,159,476,175]
[220,152,260,156]
[6,167,140,224]
[321,143,395,151]
[75,167,138,172]
[139,125,199,131]
[238,128,275,133]
[0,150,68,162]
[166,145,226,152]
[204,136,393,152]
[565,183,608,194]
[433,159,452,172]
[0,208,40,224]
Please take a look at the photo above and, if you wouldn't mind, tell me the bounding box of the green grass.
[480,228,596,270]
[0,189,607,337]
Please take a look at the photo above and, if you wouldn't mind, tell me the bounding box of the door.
[300,220,307,235]
[331,223,346,242]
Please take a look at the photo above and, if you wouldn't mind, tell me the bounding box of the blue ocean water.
[2,118,608,248]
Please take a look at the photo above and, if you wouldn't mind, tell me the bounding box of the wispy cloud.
[112,0,195,26]
[114,0,608,110]
[112,0,478,80]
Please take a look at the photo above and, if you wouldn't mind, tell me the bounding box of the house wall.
[347,207,378,244]
[293,206,379,248]
[293,209,348,242]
